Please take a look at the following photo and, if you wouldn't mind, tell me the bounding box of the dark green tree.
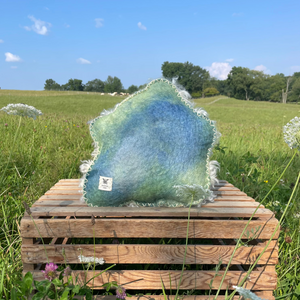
[161,61,210,94]
[127,85,139,94]
[44,79,61,91]
[62,79,84,91]
[104,76,124,93]
[85,79,105,92]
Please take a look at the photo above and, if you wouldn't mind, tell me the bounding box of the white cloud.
[76,58,91,64]
[232,12,243,17]
[254,64,271,74]
[11,66,17,69]
[225,58,234,62]
[290,66,300,73]
[0,39,4,43]
[138,22,147,30]
[5,52,21,62]
[25,15,51,35]
[206,62,232,80]
[95,18,104,28]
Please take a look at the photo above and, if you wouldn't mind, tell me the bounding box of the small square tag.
[98,176,113,191]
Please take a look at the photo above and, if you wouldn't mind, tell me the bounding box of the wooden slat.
[32,199,263,208]
[26,206,273,218]
[38,194,255,202]
[51,185,240,192]
[45,190,247,196]
[20,218,279,239]
[30,269,277,290]
[22,241,278,265]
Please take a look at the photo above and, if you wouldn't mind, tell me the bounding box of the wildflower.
[116,286,126,300]
[264,180,268,183]
[233,286,264,300]
[285,236,292,243]
[4,123,8,126]
[78,255,105,265]
[283,116,300,150]
[294,213,300,219]
[73,124,75,126]
[226,172,230,175]
[63,266,72,277]
[41,263,58,281]
[272,201,280,206]
[1,103,42,119]
[45,126,47,128]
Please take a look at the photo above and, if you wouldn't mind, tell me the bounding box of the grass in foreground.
[0,91,300,298]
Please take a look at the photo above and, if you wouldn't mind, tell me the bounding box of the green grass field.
[0,90,300,299]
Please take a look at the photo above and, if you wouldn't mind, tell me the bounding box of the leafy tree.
[161,61,210,94]
[44,79,61,91]
[203,87,219,97]
[104,76,124,93]
[62,79,84,91]
[138,83,147,90]
[289,77,300,102]
[85,79,105,92]
[227,67,258,100]
[127,85,139,94]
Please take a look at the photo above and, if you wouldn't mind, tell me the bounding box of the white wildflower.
[283,116,300,150]
[273,201,280,206]
[294,213,300,219]
[78,255,105,265]
[233,286,265,300]
[1,103,42,120]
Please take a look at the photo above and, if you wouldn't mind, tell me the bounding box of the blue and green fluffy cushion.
[79,78,220,207]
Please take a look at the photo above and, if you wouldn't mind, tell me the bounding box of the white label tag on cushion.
[98,176,113,191]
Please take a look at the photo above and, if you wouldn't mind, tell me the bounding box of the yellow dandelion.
[264,180,268,183]
[73,124,75,126]
[45,126,47,128]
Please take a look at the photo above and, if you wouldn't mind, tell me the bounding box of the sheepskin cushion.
[80,78,220,207]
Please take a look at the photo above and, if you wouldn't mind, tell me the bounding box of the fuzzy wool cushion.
[80,79,220,207]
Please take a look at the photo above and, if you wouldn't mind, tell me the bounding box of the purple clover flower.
[63,266,72,277]
[4,123,8,127]
[41,263,58,281]
[116,286,126,300]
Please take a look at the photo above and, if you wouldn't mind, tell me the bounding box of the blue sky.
[0,0,300,90]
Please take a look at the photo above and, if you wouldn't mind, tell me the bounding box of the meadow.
[0,90,300,299]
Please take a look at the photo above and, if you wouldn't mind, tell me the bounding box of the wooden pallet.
[21,179,278,300]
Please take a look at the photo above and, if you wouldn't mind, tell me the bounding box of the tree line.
[161,62,300,102]
[44,63,300,102]
[44,76,145,94]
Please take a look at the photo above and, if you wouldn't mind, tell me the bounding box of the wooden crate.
[21,179,278,300]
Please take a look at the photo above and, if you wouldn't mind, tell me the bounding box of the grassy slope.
[0,91,299,298]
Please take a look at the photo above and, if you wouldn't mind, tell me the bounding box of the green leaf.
[32,292,45,300]
[294,283,300,295]
[23,272,33,291]
[52,278,63,286]
[72,285,80,294]
[10,288,18,300]
[59,289,70,300]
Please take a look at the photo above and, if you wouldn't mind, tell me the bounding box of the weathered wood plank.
[51,185,239,192]
[45,190,247,197]
[22,241,278,265]
[26,206,272,218]
[32,200,263,208]
[38,194,255,202]
[30,269,277,290]
[20,218,279,239]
